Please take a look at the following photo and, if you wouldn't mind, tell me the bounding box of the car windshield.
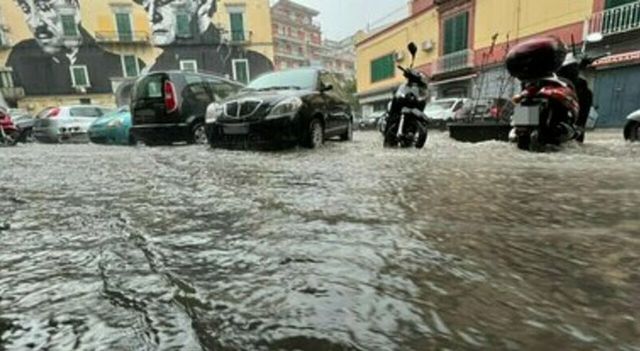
[246,69,317,91]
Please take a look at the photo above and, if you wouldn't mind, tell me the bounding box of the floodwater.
[1,131,639,350]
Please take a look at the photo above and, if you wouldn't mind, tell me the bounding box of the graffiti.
[7,0,130,96]
[133,0,218,46]
[2,0,273,100]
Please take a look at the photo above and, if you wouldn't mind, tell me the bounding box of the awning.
[430,74,478,86]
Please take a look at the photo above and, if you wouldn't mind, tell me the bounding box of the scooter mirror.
[408,42,418,58]
[586,32,604,43]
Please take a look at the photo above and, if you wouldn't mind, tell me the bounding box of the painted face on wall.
[134,0,216,46]
[15,0,81,54]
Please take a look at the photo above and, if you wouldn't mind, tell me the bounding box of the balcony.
[94,31,149,44]
[587,2,640,37]
[273,32,305,44]
[275,51,308,61]
[223,30,253,45]
[434,49,474,75]
[0,87,25,100]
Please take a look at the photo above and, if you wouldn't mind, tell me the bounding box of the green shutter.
[123,55,138,77]
[234,60,249,84]
[370,54,395,83]
[73,67,87,86]
[605,0,636,9]
[61,15,78,37]
[176,13,191,37]
[444,12,469,54]
[115,13,133,41]
[230,13,245,42]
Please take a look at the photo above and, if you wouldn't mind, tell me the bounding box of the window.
[135,74,163,99]
[70,107,101,117]
[60,15,78,37]
[70,65,90,87]
[370,54,395,83]
[229,12,245,42]
[443,12,469,54]
[0,70,14,88]
[232,59,250,84]
[180,60,198,73]
[605,0,637,8]
[121,55,139,78]
[176,12,191,37]
[115,12,133,42]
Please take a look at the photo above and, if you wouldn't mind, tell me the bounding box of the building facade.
[0,0,274,113]
[318,36,357,77]
[270,0,322,70]
[356,0,640,127]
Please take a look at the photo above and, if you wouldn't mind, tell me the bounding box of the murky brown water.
[1,131,639,350]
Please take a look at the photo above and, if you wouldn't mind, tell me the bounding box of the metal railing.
[588,1,640,37]
[226,30,252,44]
[434,49,474,75]
[94,31,149,44]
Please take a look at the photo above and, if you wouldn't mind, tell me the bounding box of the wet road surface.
[1,131,639,350]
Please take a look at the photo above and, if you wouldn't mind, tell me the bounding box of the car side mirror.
[320,83,333,93]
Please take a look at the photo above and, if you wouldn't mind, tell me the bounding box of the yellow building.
[0,0,274,113]
[355,0,597,114]
[355,2,439,116]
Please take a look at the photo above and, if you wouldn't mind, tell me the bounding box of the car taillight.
[164,81,178,113]
[47,108,61,118]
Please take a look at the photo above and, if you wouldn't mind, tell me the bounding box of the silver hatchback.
[33,105,114,143]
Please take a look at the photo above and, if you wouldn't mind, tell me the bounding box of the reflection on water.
[1,131,639,350]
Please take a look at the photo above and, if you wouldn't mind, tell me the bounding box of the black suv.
[130,71,244,145]
[205,68,353,149]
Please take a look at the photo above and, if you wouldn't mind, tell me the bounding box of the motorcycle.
[383,42,429,149]
[0,110,19,146]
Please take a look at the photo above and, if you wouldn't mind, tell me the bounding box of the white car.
[33,105,114,143]
[424,98,469,127]
[624,109,640,142]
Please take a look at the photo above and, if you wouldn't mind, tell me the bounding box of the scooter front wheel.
[415,124,428,149]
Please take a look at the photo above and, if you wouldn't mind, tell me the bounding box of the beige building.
[270,0,322,70]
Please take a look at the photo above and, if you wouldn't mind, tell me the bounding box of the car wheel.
[192,123,208,145]
[340,120,353,141]
[624,120,640,142]
[303,118,324,149]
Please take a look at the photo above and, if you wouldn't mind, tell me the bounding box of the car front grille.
[224,99,263,118]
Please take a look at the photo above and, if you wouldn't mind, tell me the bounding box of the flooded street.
[1,131,639,350]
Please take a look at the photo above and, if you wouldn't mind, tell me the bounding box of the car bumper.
[206,117,299,149]
[88,126,130,145]
[33,126,89,143]
[130,123,190,145]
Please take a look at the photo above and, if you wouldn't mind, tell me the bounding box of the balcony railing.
[94,31,149,44]
[587,1,640,37]
[434,49,474,75]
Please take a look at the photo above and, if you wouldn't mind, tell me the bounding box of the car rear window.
[70,107,101,117]
[135,74,165,100]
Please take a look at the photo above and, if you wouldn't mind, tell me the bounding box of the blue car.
[88,107,135,145]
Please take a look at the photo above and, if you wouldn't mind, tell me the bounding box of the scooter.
[506,37,582,151]
[0,111,19,146]
[383,42,429,149]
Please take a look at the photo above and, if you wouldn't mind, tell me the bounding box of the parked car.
[457,98,514,122]
[33,105,115,143]
[130,71,244,146]
[8,109,35,142]
[205,68,353,149]
[88,107,134,145]
[359,111,386,130]
[624,109,640,142]
[424,98,469,128]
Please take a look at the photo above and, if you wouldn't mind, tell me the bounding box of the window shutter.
[230,13,245,41]
[61,15,78,37]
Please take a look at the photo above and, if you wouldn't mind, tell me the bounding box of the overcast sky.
[270,0,409,40]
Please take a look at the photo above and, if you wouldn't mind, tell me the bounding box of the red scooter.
[506,37,581,151]
[0,109,20,146]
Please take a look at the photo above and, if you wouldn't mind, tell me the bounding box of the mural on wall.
[2,0,273,99]
[7,0,141,96]
[133,0,273,77]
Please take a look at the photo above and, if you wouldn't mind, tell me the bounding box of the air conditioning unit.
[395,51,404,62]
[422,40,434,51]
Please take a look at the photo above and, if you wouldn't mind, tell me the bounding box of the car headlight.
[206,103,223,123]
[265,97,302,120]
[108,118,123,128]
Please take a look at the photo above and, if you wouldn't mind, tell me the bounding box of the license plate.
[512,105,540,126]
[223,124,249,135]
